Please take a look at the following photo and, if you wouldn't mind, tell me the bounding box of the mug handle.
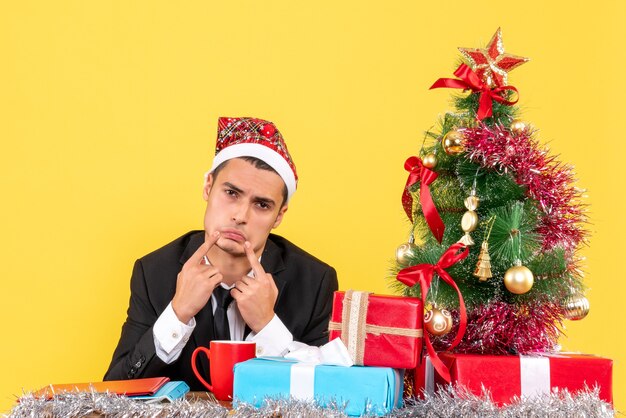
[191,346,214,392]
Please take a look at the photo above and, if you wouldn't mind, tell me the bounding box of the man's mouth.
[220,228,246,243]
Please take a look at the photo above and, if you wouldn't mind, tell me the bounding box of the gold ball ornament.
[396,242,417,266]
[424,307,453,336]
[422,153,438,169]
[442,130,465,156]
[510,119,527,135]
[503,264,534,294]
[562,292,590,320]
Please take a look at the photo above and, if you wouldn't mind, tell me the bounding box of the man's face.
[203,158,288,257]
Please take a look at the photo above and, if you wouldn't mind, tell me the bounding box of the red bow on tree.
[397,242,469,382]
[403,156,445,243]
[430,64,519,120]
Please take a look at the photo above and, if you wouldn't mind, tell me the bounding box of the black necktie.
[213,286,234,341]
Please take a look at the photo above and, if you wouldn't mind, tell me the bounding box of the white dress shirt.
[153,280,293,363]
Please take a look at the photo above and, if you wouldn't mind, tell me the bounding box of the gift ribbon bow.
[328,290,423,366]
[403,156,445,243]
[430,64,519,120]
[396,242,469,382]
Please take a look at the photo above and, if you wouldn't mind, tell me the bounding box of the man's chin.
[216,239,246,256]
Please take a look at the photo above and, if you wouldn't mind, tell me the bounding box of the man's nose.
[232,201,250,224]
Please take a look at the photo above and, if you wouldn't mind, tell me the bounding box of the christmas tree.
[393,28,589,358]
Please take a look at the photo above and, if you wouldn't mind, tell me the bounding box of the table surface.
[188,390,232,407]
[78,391,230,418]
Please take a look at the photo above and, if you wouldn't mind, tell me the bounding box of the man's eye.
[225,189,238,197]
[256,202,270,210]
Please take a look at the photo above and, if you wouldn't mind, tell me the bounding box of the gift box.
[328,290,423,369]
[415,352,613,405]
[233,358,403,416]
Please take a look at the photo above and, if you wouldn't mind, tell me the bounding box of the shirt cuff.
[153,302,196,364]
[246,314,293,357]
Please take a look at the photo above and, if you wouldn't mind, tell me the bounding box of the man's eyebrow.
[223,182,244,194]
[223,182,276,206]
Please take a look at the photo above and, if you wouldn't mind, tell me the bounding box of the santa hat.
[209,117,298,200]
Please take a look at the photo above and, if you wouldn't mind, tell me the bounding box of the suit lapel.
[179,231,205,265]
[261,236,287,307]
[192,301,215,379]
[179,232,214,379]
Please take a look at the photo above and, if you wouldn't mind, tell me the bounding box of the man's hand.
[232,241,279,333]
[171,231,222,324]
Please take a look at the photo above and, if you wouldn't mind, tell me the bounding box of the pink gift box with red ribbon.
[415,352,613,405]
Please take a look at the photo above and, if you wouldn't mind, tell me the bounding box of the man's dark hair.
[211,156,288,206]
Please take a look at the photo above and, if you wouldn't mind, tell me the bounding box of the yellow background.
[1,0,624,412]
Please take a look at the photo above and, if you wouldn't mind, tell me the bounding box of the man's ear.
[272,204,288,229]
[202,172,214,201]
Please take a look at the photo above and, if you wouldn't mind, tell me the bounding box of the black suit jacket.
[104,231,338,390]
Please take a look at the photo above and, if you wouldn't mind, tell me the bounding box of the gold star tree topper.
[458,28,529,88]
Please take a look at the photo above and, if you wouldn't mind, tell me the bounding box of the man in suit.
[104,117,338,389]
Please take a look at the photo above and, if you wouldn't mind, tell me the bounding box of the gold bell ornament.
[474,241,493,281]
[424,306,453,336]
[442,129,465,156]
[473,216,496,281]
[562,290,590,320]
[504,260,534,294]
[459,191,479,246]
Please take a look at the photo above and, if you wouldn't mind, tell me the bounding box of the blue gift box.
[233,357,403,416]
